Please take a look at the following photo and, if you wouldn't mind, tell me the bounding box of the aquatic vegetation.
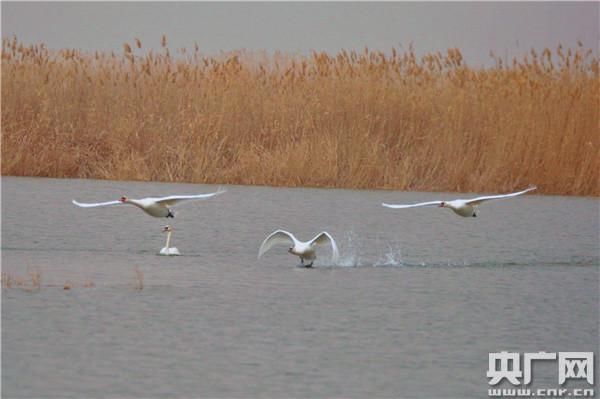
[2,37,598,195]
[133,266,144,290]
[83,279,95,288]
[1,270,101,291]
[1,270,41,292]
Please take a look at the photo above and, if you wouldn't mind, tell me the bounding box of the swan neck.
[128,199,143,208]
[165,231,172,249]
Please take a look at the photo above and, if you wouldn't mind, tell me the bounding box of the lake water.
[2,176,598,398]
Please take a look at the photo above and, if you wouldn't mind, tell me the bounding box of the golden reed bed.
[2,37,598,195]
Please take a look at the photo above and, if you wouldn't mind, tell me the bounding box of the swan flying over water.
[159,225,180,256]
[72,188,226,218]
[258,230,340,267]
[382,185,537,217]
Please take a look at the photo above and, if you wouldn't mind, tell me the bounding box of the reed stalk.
[2,38,598,195]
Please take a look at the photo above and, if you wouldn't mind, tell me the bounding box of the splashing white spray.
[335,230,363,267]
[332,231,406,267]
[374,243,404,267]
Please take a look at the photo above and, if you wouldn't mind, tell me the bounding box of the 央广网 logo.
[486,352,595,398]
[487,351,594,386]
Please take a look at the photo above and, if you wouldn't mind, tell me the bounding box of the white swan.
[258,230,340,267]
[72,188,226,218]
[159,225,180,256]
[382,185,537,217]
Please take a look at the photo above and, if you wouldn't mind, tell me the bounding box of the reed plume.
[2,37,598,195]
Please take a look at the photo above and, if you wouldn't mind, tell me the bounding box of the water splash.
[326,231,593,268]
[335,230,363,267]
[332,232,408,268]
[374,244,404,267]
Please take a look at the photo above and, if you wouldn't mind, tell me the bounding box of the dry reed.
[1,270,99,291]
[133,266,144,290]
[1,38,598,195]
[2,270,41,292]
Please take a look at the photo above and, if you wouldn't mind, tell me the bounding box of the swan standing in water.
[382,185,537,217]
[258,230,340,267]
[159,225,181,256]
[72,188,226,218]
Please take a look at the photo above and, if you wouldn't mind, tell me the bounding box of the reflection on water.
[2,177,599,398]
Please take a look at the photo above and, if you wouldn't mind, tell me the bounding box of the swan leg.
[167,209,175,218]
[305,262,314,268]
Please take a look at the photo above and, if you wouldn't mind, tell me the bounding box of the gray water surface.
[2,177,598,398]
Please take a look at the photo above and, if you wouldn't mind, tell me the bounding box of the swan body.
[159,225,180,256]
[382,185,537,217]
[72,188,226,218]
[258,230,339,267]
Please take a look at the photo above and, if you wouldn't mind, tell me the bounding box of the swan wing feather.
[382,200,443,209]
[258,230,298,259]
[154,187,227,207]
[466,185,537,206]
[72,199,123,208]
[310,232,340,263]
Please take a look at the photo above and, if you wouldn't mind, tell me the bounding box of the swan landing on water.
[159,225,180,256]
[258,230,340,267]
[382,185,537,218]
[72,188,226,218]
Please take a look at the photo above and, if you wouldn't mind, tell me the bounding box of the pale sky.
[2,2,598,66]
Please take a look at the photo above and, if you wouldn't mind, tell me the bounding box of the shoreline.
[2,174,597,198]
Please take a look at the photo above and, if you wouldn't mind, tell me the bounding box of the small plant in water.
[83,279,95,288]
[1,272,13,288]
[133,266,144,290]
[2,271,41,292]
[29,270,41,290]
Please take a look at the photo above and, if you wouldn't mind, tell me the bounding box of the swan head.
[119,196,128,203]
[439,201,446,208]
[287,247,293,253]
[162,225,173,233]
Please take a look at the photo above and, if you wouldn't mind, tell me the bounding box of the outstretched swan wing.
[382,200,443,209]
[258,230,298,259]
[155,187,227,207]
[310,232,340,263]
[72,199,123,208]
[466,185,537,206]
